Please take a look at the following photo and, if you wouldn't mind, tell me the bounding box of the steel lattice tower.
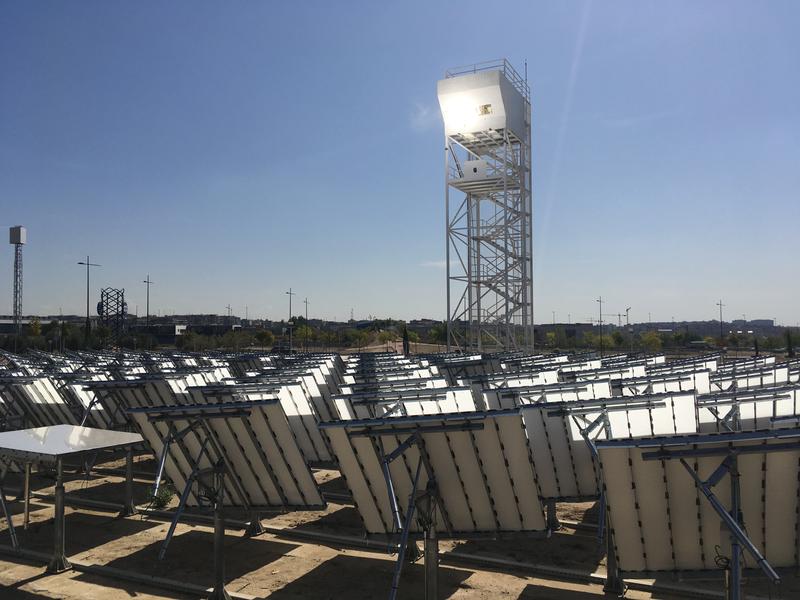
[9,226,26,335]
[438,60,533,351]
[98,287,127,346]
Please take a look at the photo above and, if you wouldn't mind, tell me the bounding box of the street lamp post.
[625,307,632,354]
[596,296,604,358]
[286,288,296,353]
[142,275,154,330]
[304,297,310,352]
[77,256,101,345]
[716,300,726,346]
[142,275,154,350]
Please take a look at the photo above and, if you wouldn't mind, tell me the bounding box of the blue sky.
[1,1,798,324]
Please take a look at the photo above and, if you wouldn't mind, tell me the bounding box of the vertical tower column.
[9,226,26,337]
[13,244,22,335]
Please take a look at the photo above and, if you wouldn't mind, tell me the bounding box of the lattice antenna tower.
[97,287,128,346]
[9,226,26,335]
[437,60,533,352]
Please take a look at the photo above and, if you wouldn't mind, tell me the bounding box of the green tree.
[612,331,624,348]
[41,320,62,351]
[640,331,662,352]
[341,328,360,346]
[96,325,112,348]
[29,318,41,336]
[600,334,617,349]
[255,330,275,348]
[41,320,59,336]
[581,331,616,350]
[581,331,596,348]
[378,331,395,344]
[357,330,372,348]
[658,332,673,348]
[62,323,83,350]
[428,323,447,344]
[177,331,213,351]
[221,330,254,350]
[320,331,338,349]
[295,324,313,348]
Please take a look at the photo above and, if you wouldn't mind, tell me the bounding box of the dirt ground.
[0,454,792,600]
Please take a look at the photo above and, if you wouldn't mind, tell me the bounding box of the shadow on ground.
[75,527,300,592]
[516,582,608,599]
[16,509,161,556]
[286,504,364,536]
[263,553,470,600]
[451,526,605,573]
[0,586,56,600]
[577,501,600,526]
[317,473,350,497]
[65,477,153,506]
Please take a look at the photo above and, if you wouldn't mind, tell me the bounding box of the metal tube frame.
[209,460,232,600]
[23,462,31,530]
[47,457,71,573]
[374,430,443,600]
[389,457,423,600]
[675,456,779,590]
[119,446,137,517]
[0,480,18,550]
[158,435,212,561]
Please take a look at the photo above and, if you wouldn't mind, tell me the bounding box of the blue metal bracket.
[571,412,608,543]
[0,482,18,549]
[348,422,485,438]
[158,435,212,561]
[80,396,101,427]
[377,433,419,533]
[389,457,423,600]
[704,404,738,432]
[152,418,205,499]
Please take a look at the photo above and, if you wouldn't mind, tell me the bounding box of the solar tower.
[9,226,26,335]
[437,60,533,351]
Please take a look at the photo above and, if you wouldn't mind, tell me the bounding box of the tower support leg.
[546,499,560,531]
[119,447,137,517]
[47,458,71,573]
[416,481,439,600]
[245,513,264,536]
[424,523,438,600]
[727,458,742,600]
[209,462,232,600]
[603,529,624,595]
[23,462,31,529]
[0,484,18,549]
[389,458,423,600]
[405,540,421,562]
